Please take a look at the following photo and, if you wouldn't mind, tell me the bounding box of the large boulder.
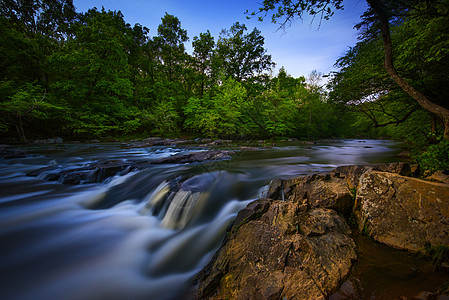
[268,173,353,215]
[332,162,412,189]
[354,171,449,252]
[190,199,356,300]
[267,163,413,216]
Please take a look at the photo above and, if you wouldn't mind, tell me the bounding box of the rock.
[332,165,373,189]
[33,137,63,144]
[354,171,449,252]
[0,147,28,159]
[397,150,412,159]
[373,162,412,177]
[332,162,412,189]
[26,150,233,184]
[267,163,414,216]
[411,163,420,177]
[239,146,259,151]
[268,173,353,215]
[90,160,129,182]
[426,170,449,184]
[125,138,189,148]
[152,150,233,164]
[190,199,356,300]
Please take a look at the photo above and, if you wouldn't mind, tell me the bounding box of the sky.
[73,0,368,78]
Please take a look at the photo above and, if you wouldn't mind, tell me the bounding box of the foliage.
[0,1,404,142]
[424,243,449,265]
[215,22,275,82]
[415,141,449,173]
[184,77,253,138]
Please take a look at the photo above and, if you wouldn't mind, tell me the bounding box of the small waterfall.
[139,180,171,215]
[140,175,212,230]
[161,190,208,229]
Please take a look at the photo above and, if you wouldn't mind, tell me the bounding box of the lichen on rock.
[355,171,449,252]
[190,199,356,300]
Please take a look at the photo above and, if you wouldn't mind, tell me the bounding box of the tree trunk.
[366,0,449,141]
[14,117,27,143]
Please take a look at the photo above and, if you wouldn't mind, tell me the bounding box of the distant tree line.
[0,0,355,141]
[1,0,448,146]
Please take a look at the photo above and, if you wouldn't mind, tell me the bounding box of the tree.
[251,0,449,140]
[0,0,77,85]
[192,30,215,97]
[0,82,62,141]
[365,0,449,140]
[50,8,137,136]
[184,77,254,138]
[215,22,275,82]
[261,68,305,138]
[153,13,188,82]
[0,0,77,140]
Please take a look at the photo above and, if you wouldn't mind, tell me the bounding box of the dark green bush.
[415,141,449,173]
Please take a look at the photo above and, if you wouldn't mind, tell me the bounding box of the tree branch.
[366,0,449,140]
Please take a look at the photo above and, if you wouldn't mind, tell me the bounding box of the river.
[0,139,409,299]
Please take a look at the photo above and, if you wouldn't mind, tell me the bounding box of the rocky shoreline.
[188,162,449,299]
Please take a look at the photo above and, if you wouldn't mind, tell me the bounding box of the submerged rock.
[190,199,356,300]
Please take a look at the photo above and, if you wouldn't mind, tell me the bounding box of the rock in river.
[26,150,233,184]
[190,199,356,300]
[355,170,449,252]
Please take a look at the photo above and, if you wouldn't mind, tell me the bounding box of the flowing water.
[0,139,434,300]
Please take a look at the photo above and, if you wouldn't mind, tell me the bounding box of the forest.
[0,0,448,153]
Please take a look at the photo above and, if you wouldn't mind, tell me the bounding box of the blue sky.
[73,0,368,78]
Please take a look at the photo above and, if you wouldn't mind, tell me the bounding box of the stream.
[1,139,445,300]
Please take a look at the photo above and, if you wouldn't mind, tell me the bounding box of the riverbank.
[189,162,449,299]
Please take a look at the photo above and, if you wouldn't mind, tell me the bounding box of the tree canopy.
[252,0,449,141]
[1,0,447,145]
[1,1,347,141]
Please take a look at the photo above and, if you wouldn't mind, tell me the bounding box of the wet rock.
[26,165,60,177]
[397,150,412,159]
[354,171,449,252]
[26,150,233,184]
[267,163,414,216]
[426,170,449,184]
[190,199,356,300]
[268,173,353,215]
[34,137,63,144]
[239,146,259,151]
[332,165,373,189]
[124,137,189,148]
[152,150,233,164]
[373,162,412,177]
[0,146,28,159]
[90,160,129,182]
